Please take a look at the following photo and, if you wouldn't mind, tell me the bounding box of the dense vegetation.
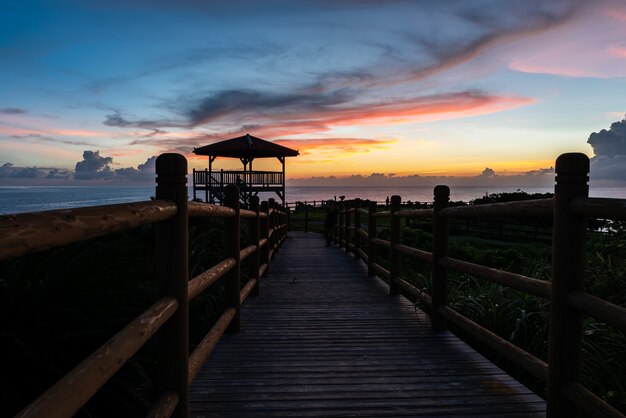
[0,218,245,417]
[372,194,625,413]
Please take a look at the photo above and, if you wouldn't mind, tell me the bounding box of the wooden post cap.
[555,153,590,174]
[391,195,401,206]
[156,153,187,183]
[555,153,590,184]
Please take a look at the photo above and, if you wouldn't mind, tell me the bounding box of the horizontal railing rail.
[0,200,177,262]
[3,153,289,418]
[192,169,284,186]
[330,153,625,418]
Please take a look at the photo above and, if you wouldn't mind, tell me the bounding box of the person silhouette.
[324,203,338,246]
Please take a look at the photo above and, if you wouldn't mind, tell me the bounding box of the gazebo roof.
[193,134,299,159]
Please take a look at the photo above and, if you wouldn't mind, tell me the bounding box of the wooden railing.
[192,169,284,187]
[331,153,626,418]
[0,154,289,418]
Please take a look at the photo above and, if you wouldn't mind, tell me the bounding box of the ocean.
[2,185,626,215]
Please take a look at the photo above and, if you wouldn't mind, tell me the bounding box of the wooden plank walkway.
[190,231,546,417]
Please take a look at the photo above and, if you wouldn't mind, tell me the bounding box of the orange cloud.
[302,93,535,126]
[53,129,110,137]
[127,91,533,160]
[274,137,396,157]
[229,92,534,138]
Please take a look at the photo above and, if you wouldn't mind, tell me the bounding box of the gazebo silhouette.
[192,134,299,206]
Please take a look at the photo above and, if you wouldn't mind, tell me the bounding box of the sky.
[1,0,625,186]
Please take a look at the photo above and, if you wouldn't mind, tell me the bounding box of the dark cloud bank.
[0,151,156,184]
[587,115,626,182]
[288,166,556,187]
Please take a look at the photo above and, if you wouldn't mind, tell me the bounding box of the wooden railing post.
[345,201,351,251]
[261,201,270,276]
[248,196,261,297]
[204,168,209,203]
[389,195,401,295]
[155,153,189,418]
[338,202,345,248]
[547,153,589,418]
[276,205,283,246]
[269,198,277,255]
[354,198,361,259]
[223,185,241,333]
[368,201,377,276]
[304,202,309,233]
[431,185,450,331]
[335,202,341,245]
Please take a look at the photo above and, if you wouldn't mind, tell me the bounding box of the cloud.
[103,111,185,130]
[185,89,533,131]
[0,163,45,179]
[8,134,95,147]
[1,152,157,184]
[73,151,156,182]
[85,43,284,93]
[588,115,626,158]
[274,137,395,156]
[113,88,533,139]
[588,115,626,181]
[507,2,626,78]
[46,168,72,179]
[480,167,496,177]
[184,89,353,127]
[0,108,27,115]
[114,156,157,181]
[74,150,115,180]
[288,164,557,187]
[402,1,579,81]
[0,162,71,179]
[91,1,576,141]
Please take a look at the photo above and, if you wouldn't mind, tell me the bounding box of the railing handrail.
[6,154,290,418]
[194,168,283,174]
[0,200,177,262]
[439,197,553,218]
[325,152,625,418]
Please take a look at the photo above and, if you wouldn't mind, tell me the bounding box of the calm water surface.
[2,185,626,214]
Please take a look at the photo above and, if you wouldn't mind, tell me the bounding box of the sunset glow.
[1,1,625,185]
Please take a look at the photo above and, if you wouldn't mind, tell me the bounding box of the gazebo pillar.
[278,156,285,204]
[208,155,216,203]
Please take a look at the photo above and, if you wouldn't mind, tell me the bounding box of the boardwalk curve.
[190,231,545,417]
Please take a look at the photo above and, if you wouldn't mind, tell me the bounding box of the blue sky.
[1,0,625,185]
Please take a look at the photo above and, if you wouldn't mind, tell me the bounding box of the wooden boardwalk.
[190,231,546,417]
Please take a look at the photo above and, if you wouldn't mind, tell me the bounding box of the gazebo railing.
[193,169,284,188]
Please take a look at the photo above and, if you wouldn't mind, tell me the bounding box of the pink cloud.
[608,45,626,58]
[509,3,626,78]
[226,92,534,138]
